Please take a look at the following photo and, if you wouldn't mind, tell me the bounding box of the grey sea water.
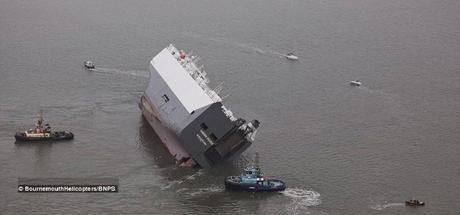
[1,0,459,214]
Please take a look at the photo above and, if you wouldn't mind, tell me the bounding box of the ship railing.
[221,105,236,121]
[184,61,221,102]
[248,130,258,141]
[167,44,225,103]
[167,44,237,121]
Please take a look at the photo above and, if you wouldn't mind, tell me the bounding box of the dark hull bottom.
[14,133,74,142]
[225,179,286,192]
[405,202,425,206]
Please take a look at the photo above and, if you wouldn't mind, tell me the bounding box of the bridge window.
[209,133,218,142]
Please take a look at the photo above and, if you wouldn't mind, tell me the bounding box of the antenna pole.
[254,152,259,168]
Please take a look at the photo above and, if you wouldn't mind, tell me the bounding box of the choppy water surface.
[1,0,460,214]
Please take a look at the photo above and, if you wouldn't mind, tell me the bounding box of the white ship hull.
[140,44,259,168]
[140,95,196,166]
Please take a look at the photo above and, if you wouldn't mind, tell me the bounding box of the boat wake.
[233,42,288,58]
[358,86,403,110]
[90,67,148,78]
[370,202,404,210]
[187,32,291,59]
[282,188,321,214]
[231,42,294,60]
[174,186,224,199]
[161,179,183,190]
[188,187,224,197]
[184,169,204,180]
[359,86,392,97]
[161,170,204,190]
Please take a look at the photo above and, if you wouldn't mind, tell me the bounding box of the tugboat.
[224,153,286,192]
[14,114,74,142]
[405,199,425,206]
[285,52,299,60]
[84,61,95,69]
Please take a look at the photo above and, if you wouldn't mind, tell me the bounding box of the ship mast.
[253,152,259,168]
[35,110,45,133]
[39,110,43,123]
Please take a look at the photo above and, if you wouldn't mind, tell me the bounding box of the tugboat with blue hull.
[225,153,286,192]
[14,115,73,142]
[225,166,286,192]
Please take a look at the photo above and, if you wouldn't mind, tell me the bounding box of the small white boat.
[285,52,298,60]
[84,61,95,69]
[350,80,362,87]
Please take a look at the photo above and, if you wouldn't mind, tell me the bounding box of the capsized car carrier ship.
[139,44,260,168]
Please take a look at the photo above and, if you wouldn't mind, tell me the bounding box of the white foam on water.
[359,86,399,101]
[161,180,183,190]
[357,86,405,113]
[235,42,267,54]
[175,188,189,193]
[161,170,204,190]
[232,41,292,59]
[184,169,204,181]
[186,32,290,59]
[282,188,321,215]
[188,187,224,197]
[370,202,404,211]
[282,188,321,203]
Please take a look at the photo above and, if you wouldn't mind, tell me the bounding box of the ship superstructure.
[140,44,259,168]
